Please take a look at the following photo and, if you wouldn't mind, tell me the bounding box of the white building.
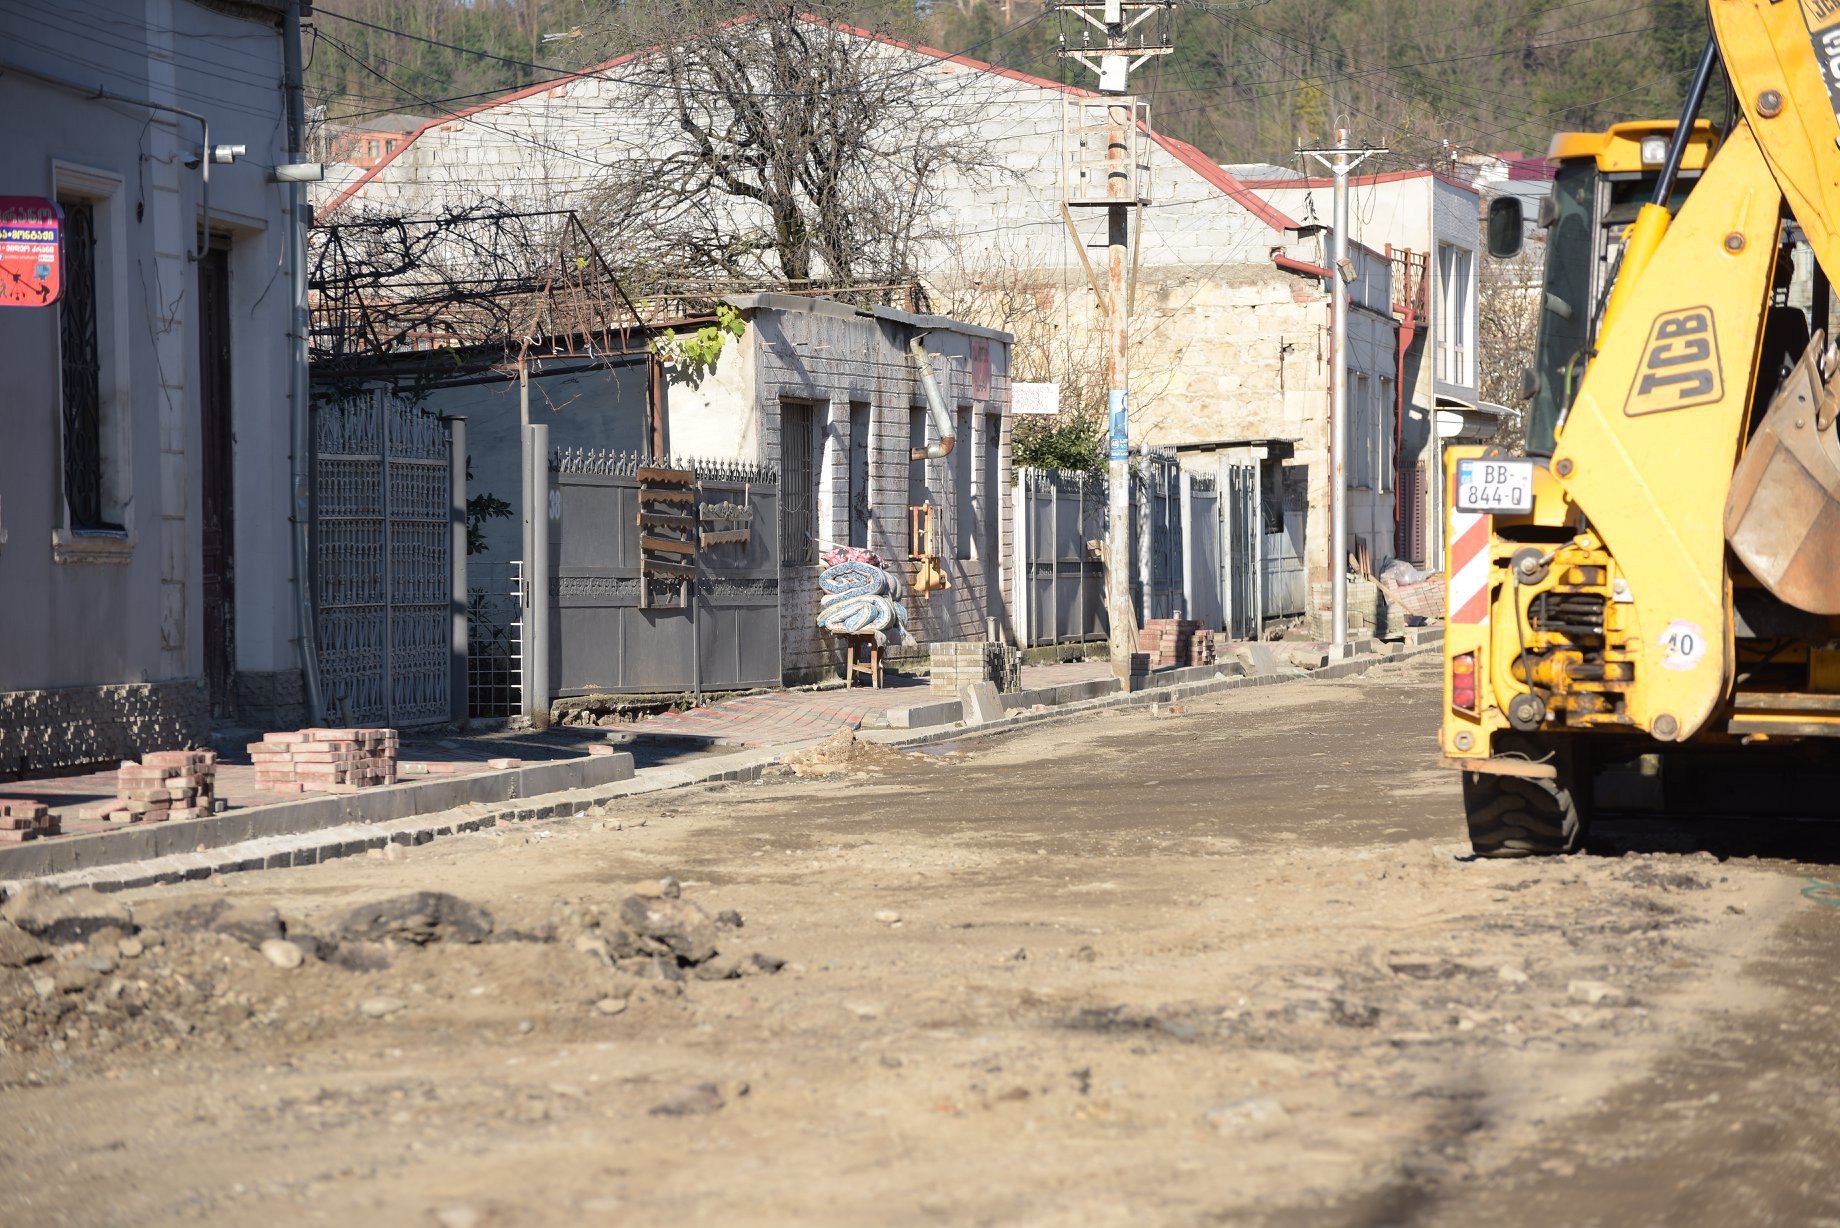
[319,19,1401,611]
[1231,167,1496,568]
[0,0,306,775]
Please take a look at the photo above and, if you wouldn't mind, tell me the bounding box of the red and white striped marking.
[1448,511,1492,625]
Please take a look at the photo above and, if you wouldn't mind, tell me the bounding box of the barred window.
[58,198,118,532]
[780,401,817,564]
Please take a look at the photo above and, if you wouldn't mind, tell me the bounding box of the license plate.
[1455,459,1534,514]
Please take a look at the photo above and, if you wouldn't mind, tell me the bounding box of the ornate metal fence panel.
[548,450,781,695]
[314,390,454,726]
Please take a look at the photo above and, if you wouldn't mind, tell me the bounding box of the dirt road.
[6,654,1840,1227]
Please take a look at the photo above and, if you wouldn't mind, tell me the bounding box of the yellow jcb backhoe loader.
[1442,3,1840,855]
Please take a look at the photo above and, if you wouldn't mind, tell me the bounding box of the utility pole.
[1297,129,1383,647]
[1055,1,1172,680]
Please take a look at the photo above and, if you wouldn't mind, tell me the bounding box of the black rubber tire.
[1461,772,1586,857]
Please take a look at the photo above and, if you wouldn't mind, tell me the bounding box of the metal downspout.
[284,0,324,722]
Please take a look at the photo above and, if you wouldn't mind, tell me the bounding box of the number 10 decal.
[1659,619,1707,672]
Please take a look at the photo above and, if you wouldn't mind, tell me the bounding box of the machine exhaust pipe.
[908,337,957,460]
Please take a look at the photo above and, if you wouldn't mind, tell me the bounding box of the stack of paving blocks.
[0,798,57,842]
[1138,619,1216,669]
[930,640,1024,694]
[248,728,399,794]
[84,750,218,824]
[1309,579,1386,641]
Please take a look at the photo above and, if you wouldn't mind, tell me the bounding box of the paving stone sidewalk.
[598,660,1115,746]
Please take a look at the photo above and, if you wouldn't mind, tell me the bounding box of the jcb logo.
[1624,306,1723,417]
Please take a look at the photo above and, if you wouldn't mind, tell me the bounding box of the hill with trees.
[307,0,1717,169]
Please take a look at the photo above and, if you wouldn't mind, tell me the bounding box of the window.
[1377,377,1395,494]
[847,401,871,549]
[908,407,932,554]
[779,401,817,564]
[52,165,131,560]
[981,412,1001,561]
[58,199,114,530]
[955,406,973,560]
[384,139,398,154]
[1437,242,1475,386]
[1350,375,1373,489]
[365,139,380,159]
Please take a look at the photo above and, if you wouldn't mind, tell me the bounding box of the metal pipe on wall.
[908,338,957,460]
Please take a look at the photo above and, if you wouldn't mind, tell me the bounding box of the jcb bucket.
[1726,333,1840,613]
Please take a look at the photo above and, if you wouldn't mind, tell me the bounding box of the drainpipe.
[284,0,324,722]
[908,338,956,460]
[1392,302,1416,544]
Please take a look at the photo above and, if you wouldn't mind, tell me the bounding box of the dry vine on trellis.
[307,206,659,367]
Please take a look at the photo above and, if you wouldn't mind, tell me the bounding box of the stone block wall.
[0,678,209,779]
[930,641,1023,694]
[234,669,309,731]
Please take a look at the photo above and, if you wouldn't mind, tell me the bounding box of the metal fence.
[466,559,523,718]
[312,388,457,727]
[1013,455,1225,647]
[543,450,782,695]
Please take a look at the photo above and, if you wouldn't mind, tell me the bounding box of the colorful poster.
[0,197,63,308]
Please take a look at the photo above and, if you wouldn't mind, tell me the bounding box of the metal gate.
[1131,455,1186,624]
[1184,470,1223,631]
[1220,462,1260,639]
[1014,467,1108,646]
[547,450,781,694]
[313,389,455,726]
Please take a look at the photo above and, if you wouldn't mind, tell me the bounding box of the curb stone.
[0,634,1441,898]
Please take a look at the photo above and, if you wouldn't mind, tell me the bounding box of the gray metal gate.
[547,450,781,695]
[1014,467,1108,646]
[1130,454,1195,623]
[1014,458,1224,647]
[313,389,455,726]
[1220,462,1260,639]
[1184,471,1223,630]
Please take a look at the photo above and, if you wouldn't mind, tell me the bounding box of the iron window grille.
[58,199,118,532]
[780,402,817,564]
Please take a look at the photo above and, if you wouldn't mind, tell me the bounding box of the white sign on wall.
[1012,382,1061,415]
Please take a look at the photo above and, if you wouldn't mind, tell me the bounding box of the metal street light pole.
[1298,129,1383,646]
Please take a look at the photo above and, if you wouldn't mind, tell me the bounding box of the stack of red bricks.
[83,750,218,825]
[0,798,57,842]
[1137,618,1217,669]
[248,728,399,794]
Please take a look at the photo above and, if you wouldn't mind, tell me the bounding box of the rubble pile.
[79,749,218,825]
[248,728,399,794]
[1138,618,1215,669]
[0,798,57,843]
[567,876,784,983]
[0,876,779,1059]
[782,727,913,777]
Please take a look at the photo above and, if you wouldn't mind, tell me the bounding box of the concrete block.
[887,699,963,729]
[959,682,1003,725]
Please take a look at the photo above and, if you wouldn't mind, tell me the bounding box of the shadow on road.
[1585,813,1840,867]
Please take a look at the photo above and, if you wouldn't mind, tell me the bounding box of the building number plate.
[1455,459,1534,514]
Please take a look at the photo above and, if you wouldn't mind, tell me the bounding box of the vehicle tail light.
[1452,652,1478,713]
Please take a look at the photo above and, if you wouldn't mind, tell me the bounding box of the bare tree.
[577,2,985,298]
[1477,234,1543,454]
